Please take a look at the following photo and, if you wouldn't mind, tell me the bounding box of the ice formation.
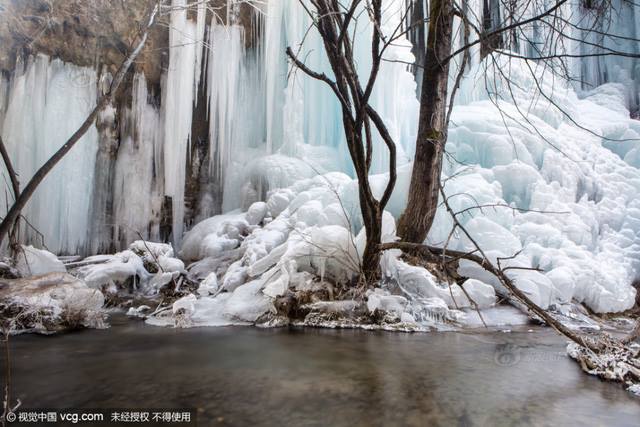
[162,0,206,246]
[15,245,66,278]
[75,240,184,296]
[0,0,640,324]
[109,75,165,250]
[0,55,98,254]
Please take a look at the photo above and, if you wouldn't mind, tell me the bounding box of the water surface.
[2,316,639,426]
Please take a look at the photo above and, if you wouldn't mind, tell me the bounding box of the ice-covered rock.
[246,201,268,225]
[366,289,408,316]
[158,255,185,273]
[461,279,497,309]
[148,271,179,290]
[0,272,104,332]
[126,305,152,318]
[179,213,249,261]
[197,272,219,296]
[224,280,274,322]
[172,294,197,326]
[77,250,149,289]
[266,189,295,218]
[384,252,472,309]
[173,293,197,316]
[129,240,174,259]
[15,245,66,277]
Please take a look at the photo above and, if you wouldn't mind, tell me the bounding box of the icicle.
[198,0,422,212]
[193,0,207,98]
[207,24,244,183]
[163,0,199,246]
[113,74,164,249]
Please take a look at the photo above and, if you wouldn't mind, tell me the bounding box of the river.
[2,315,639,426]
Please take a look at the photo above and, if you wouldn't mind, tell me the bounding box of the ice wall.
[261,0,419,173]
[0,55,98,254]
[207,0,419,212]
[112,75,165,249]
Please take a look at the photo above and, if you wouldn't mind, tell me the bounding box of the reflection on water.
[2,316,639,426]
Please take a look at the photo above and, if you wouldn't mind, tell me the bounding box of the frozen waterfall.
[0,0,638,320]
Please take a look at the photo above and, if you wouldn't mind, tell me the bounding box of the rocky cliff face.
[0,0,256,86]
[0,0,167,88]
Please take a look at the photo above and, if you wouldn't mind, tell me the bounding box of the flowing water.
[2,316,639,426]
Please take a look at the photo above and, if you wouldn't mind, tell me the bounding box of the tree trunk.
[361,198,382,282]
[397,0,454,243]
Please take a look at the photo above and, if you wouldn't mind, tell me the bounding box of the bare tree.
[286,0,402,282]
[285,0,614,280]
[397,0,587,243]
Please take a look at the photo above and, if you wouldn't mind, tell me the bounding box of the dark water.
[2,316,639,426]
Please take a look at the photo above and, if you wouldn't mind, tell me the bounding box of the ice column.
[113,74,165,248]
[162,0,206,246]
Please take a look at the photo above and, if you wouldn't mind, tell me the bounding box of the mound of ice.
[179,213,250,262]
[15,245,66,277]
[430,59,640,313]
[157,56,639,329]
[77,250,150,289]
[222,152,343,212]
